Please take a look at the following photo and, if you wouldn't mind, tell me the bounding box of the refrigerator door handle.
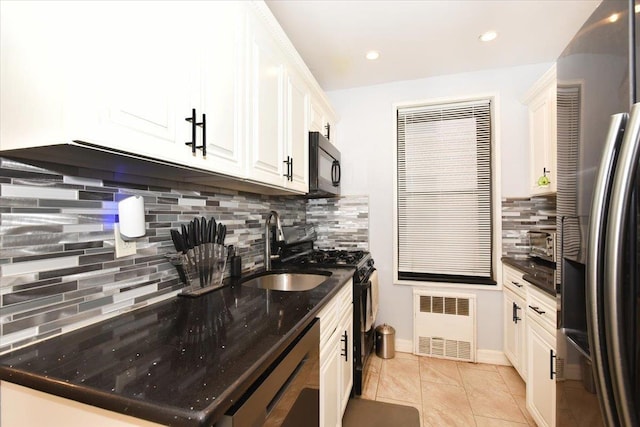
[605,102,640,427]
[587,112,627,427]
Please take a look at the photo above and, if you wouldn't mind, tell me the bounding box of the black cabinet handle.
[511,281,523,288]
[529,305,546,315]
[290,157,294,181]
[512,302,521,324]
[550,349,556,379]
[341,330,348,361]
[331,160,341,187]
[283,156,292,181]
[325,123,331,140]
[185,108,197,154]
[196,113,206,156]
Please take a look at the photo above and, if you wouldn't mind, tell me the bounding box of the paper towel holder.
[117,195,146,240]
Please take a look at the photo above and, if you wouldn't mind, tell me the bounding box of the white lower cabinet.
[525,283,557,427]
[317,280,353,427]
[526,317,557,427]
[503,288,526,378]
[338,305,354,414]
[503,262,557,427]
[1,381,163,427]
[502,265,527,379]
[320,327,341,427]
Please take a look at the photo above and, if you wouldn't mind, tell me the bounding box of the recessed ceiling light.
[365,50,380,60]
[608,13,620,23]
[635,4,640,13]
[479,31,498,42]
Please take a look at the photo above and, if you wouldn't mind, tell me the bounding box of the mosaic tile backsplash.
[0,158,308,353]
[306,195,369,250]
[502,195,557,258]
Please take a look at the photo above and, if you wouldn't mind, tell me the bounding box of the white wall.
[327,62,553,354]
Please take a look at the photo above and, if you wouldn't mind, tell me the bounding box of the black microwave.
[309,131,341,197]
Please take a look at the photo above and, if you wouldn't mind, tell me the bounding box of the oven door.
[220,320,320,427]
[353,269,377,396]
[364,269,378,331]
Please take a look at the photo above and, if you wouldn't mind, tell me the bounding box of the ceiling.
[265,0,602,91]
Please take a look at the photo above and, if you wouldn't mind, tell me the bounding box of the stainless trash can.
[375,324,395,359]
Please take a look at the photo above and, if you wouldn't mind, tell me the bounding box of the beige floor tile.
[377,357,422,404]
[419,356,463,387]
[376,396,423,426]
[459,365,511,394]
[475,415,528,426]
[497,366,526,397]
[361,370,379,400]
[421,381,475,427]
[512,393,537,426]
[366,353,383,375]
[465,385,526,423]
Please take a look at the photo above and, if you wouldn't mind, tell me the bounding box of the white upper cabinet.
[246,9,286,187]
[1,1,332,194]
[94,2,190,162]
[187,1,246,177]
[246,4,310,193]
[0,2,193,164]
[285,68,310,192]
[523,65,557,195]
[310,97,337,144]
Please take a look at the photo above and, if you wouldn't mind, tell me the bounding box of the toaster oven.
[528,230,557,263]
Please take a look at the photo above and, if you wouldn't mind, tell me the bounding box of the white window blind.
[396,99,494,284]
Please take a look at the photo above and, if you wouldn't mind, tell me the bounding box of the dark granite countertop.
[0,267,355,427]
[501,257,556,297]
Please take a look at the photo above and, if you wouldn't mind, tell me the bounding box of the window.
[394,98,497,286]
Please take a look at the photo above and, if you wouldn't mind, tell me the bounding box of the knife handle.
[170,229,185,253]
[181,224,190,249]
[189,223,197,247]
[193,218,201,246]
[199,216,205,243]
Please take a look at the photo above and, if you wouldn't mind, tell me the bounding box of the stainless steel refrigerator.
[557,0,639,426]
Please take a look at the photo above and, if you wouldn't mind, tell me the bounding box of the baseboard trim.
[476,349,511,366]
[395,338,413,353]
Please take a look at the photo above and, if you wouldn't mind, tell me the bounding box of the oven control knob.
[368,259,375,267]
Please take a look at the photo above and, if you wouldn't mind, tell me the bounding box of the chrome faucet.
[264,210,284,270]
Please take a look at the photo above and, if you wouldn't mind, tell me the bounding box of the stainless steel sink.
[241,271,331,291]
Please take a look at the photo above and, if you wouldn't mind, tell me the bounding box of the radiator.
[413,290,476,362]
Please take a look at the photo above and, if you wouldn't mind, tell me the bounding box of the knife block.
[170,243,228,297]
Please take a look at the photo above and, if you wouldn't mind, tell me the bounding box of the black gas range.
[280,248,374,283]
[274,241,377,396]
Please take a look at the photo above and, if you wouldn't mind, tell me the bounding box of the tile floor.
[360,352,538,427]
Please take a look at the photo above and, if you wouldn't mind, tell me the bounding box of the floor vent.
[413,290,476,362]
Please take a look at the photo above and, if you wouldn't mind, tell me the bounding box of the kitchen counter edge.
[0,267,355,427]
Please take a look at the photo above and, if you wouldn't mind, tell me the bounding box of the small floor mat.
[342,398,420,427]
